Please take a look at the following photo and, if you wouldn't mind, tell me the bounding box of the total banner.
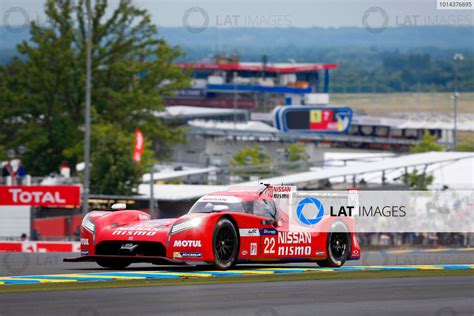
[0,186,81,207]
[287,190,473,233]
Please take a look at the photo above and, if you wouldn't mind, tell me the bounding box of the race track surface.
[1,249,473,276]
[0,276,472,316]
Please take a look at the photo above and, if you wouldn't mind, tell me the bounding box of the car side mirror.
[111,203,126,210]
[212,205,229,212]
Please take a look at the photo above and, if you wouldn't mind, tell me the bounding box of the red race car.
[65,185,360,270]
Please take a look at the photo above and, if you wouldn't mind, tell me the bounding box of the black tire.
[317,224,351,268]
[96,260,131,269]
[212,218,239,270]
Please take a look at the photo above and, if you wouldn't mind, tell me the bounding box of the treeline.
[183,47,474,93]
[1,25,473,92]
[329,50,474,93]
[160,26,473,93]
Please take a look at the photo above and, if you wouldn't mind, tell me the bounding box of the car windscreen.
[189,201,253,214]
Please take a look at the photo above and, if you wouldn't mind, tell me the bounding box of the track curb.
[1,264,473,285]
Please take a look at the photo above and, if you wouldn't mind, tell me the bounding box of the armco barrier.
[0,241,80,253]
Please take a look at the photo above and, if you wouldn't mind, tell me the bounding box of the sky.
[1,0,472,29]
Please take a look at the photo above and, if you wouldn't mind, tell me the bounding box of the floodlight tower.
[452,53,464,151]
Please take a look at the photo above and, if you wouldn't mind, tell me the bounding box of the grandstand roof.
[353,113,474,131]
[142,166,218,182]
[155,106,247,120]
[138,152,474,201]
[255,151,474,187]
[188,120,277,133]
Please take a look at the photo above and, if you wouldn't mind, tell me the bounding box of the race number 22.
[263,237,275,254]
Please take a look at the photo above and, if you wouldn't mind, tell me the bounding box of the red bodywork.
[67,188,360,266]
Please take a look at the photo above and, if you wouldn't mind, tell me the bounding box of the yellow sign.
[310,110,321,123]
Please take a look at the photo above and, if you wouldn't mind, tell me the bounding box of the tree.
[403,131,443,189]
[0,0,189,193]
[401,169,434,190]
[287,143,306,162]
[229,145,273,180]
[89,124,153,195]
[410,131,444,153]
[0,145,5,162]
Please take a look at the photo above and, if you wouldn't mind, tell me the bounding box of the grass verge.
[331,92,474,114]
[1,269,472,294]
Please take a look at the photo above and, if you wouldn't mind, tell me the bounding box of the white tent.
[254,152,474,188]
[142,167,217,182]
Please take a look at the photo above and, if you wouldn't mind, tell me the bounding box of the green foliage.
[287,143,306,162]
[182,46,474,93]
[230,145,272,167]
[2,27,474,93]
[400,131,442,189]
[410,132,445,153]
[456,141,474,152]
[229,145,273,179]
[0,0,190,194]
[90,125,141,195]
[0,145,5,161]
[401,169,434,190]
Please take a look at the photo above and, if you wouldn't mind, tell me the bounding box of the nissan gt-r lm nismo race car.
[65,186,360,270]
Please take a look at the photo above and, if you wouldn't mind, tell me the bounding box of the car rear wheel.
[212,218,239,270]
[316,231,351,268]
[96,260,131,269]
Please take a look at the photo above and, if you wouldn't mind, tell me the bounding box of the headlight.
[82,215,96,233]
[171,217,202,234]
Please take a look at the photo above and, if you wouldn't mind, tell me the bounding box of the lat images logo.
[296,197,324,226]
[182,7,209,33]
[362,6,389,34]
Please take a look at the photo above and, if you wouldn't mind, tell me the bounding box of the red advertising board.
[0,186,81,207]
[0,241,80,253]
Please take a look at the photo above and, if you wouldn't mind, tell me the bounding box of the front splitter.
[63,255,186,265]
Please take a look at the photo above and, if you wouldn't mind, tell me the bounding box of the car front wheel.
[212,218,239,270]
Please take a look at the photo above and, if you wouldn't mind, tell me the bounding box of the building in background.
[166,55,335,111]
